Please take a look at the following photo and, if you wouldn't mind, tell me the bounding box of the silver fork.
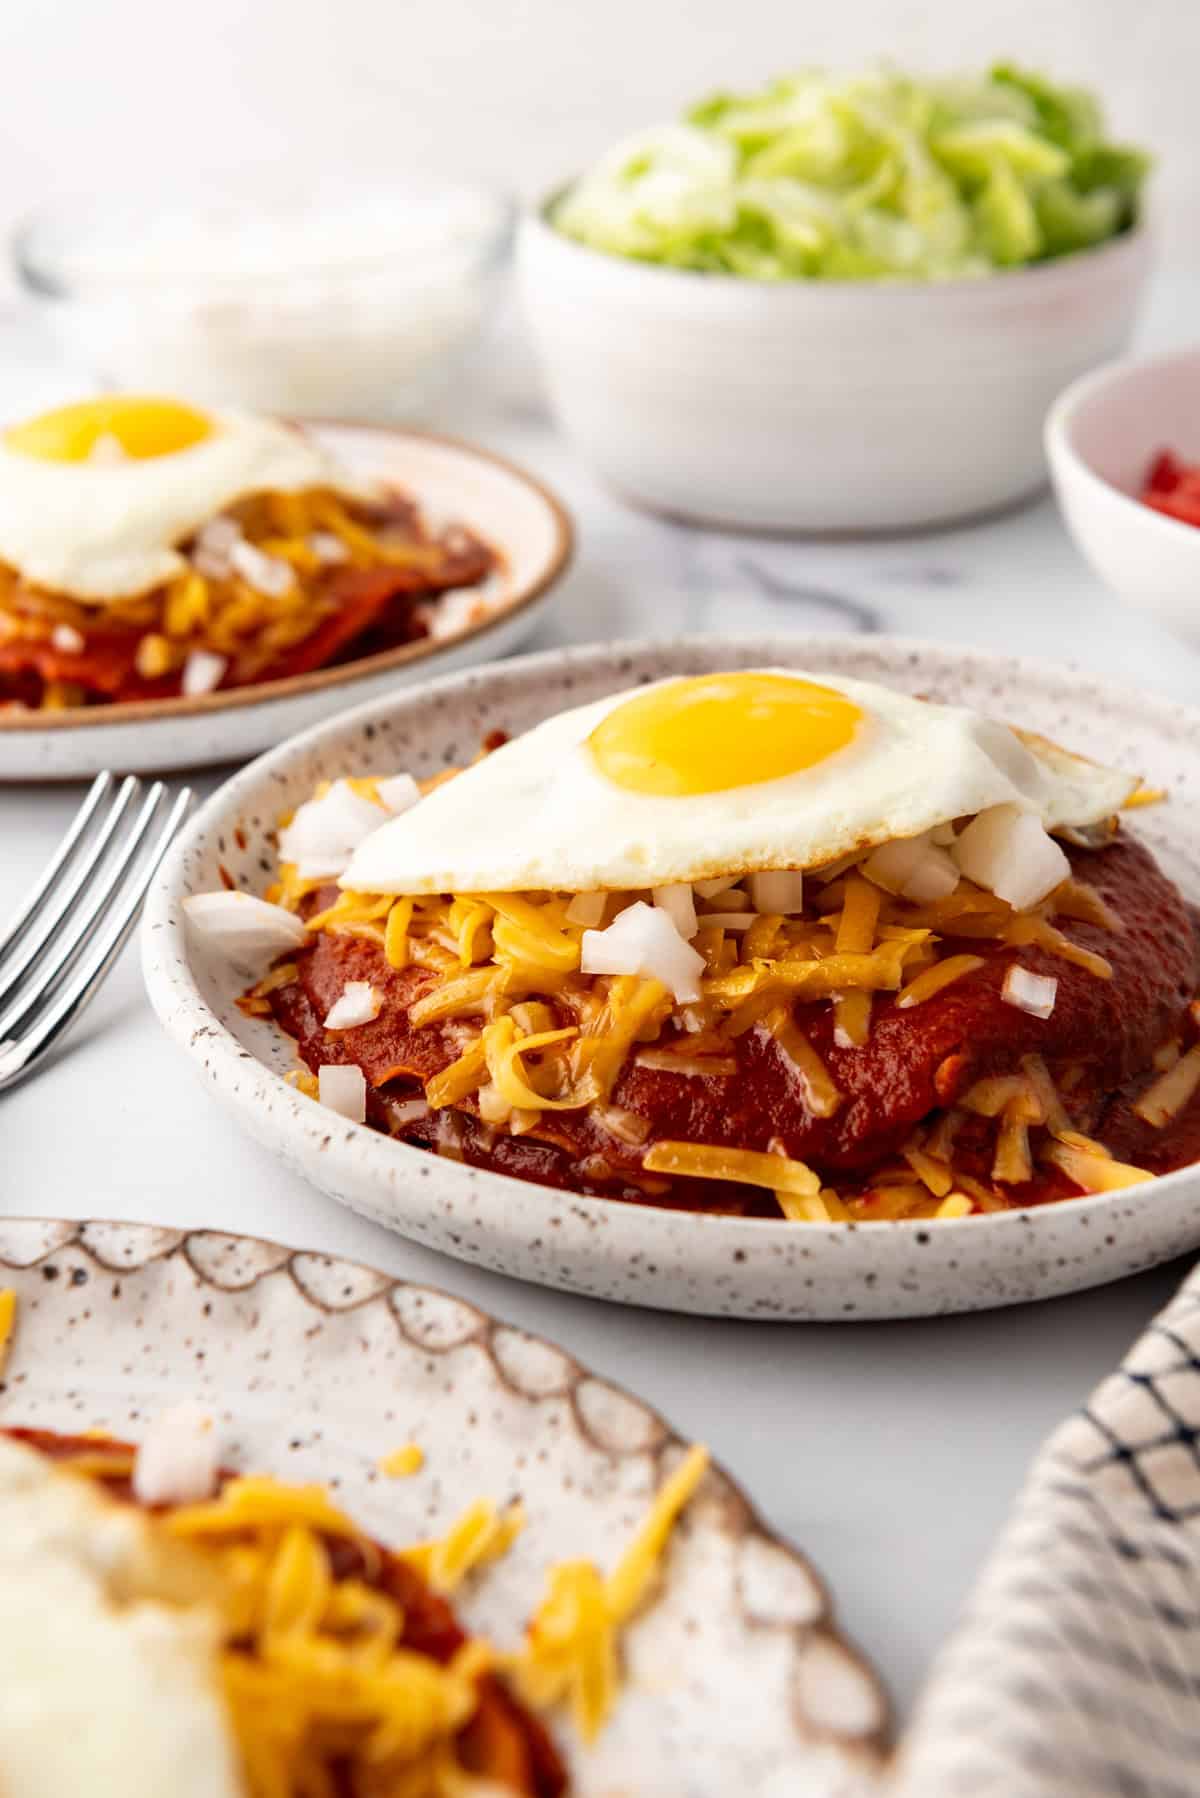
[0,771,193,1093]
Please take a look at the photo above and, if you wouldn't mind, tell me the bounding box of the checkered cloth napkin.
[894,1265,1200,1798]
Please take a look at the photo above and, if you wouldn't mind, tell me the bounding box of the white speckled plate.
[142,634,1200,1320]
[0,425,572,782]
[0,1217,886,1796]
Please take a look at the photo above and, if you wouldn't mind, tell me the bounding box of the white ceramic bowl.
[519,208,1151,533]
[15,179,514,419]
[143,633,1200,1321]
[1046,345,1200,649]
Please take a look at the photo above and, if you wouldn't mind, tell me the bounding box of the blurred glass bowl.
[13,176,514,420]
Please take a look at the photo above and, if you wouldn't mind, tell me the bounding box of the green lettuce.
[552,65,1149,280]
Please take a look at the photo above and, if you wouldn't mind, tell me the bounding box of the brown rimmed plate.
[0,424,573,782]
[0,1216,888,1795]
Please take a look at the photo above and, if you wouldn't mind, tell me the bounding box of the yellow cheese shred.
[835,874,881,955]
[385,897,415,970]
[404,1498,526,1595]
[935,1193,974,1219]
[514,1444,709,1742]
[1042,1140,1155,1193]
[0,1289,16,1380]
[1133,1044,1200,1128]
[380,1443,425,1479]
[643,1140,819,1197]
[895,953,985,1010]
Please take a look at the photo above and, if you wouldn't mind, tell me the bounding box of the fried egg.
[0,395,377,601]
[342,669,1140,895]
[0,1434,240,1798]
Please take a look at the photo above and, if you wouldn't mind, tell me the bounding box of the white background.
[0,0,1193,276]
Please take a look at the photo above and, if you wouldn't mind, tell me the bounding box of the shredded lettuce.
[552,65,1149,280]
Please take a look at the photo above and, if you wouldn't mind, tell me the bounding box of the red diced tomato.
[1144,449,1184,495]
[1143,491,1200,527]
[1140,448,1200,526]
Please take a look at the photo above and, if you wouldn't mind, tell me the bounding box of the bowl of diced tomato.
[1047,345,1200,647]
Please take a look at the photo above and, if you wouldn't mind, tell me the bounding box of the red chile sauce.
[267,833,1200,1219]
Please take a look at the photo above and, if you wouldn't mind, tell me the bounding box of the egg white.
[341,669,1141,896]
[0,409,378,602]
[0,1435,240,1797]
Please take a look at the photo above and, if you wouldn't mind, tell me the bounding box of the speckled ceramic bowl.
[0,1217,887,1795]
[0,424,572,782]
[142,634,1200,1320]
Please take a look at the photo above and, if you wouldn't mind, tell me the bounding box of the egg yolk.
[4,396,212,463]
[589,672,863,796]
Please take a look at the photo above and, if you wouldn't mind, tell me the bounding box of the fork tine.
[0,775,141,1008]
[0,786,193,1092]
[0,781,169,1042]
[0,771,115,957]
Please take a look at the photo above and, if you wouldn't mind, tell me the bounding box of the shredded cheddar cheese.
[1042,1139,1155,1192]
[513,1444,709,1742]
[403,1498,526,1595]
[0,1289,16,1380]
[895,953,986,1010]
[132,1471,505,1794]
[380,1443,425,1478]
[51,1424,715,1788]
[834,874,881,954]
[642,1141,820,1197]
[1134,1044,1200,1127]
[267,767,1180,1222]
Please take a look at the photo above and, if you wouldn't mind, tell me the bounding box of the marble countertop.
[3,278,1200,1727]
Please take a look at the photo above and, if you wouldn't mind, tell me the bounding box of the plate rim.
[0,422,574,735]
[0,1212,892,1771]
[141,631,1200,1314]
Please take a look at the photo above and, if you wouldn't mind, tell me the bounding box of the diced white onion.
[899,846,959,904]
[182,890,309,968]
[375,773,421,816]
[386,1096,430,1127]
[705,886,751,912]
[694,876,738,899]
[863,834,959,904]
[429,589,483,640]
[1002,964,1058,1020]
[953,805,1070,910]
[181,648,227,697]
[652,882,698,940]
[230,538,295,597]
[318,1063,367,1122]
[323,981,382,1030]
[50,623,84,654]
[566,890,607,927]
[308,530,350,565]
[197,516,241,555]
[701,911,757,931]
[132,1402,220,1506]
[814,848,868,883]
[581,900,704,1003]
[862,834,932,895]
[278,779,385,880]
[192,515,241,578]
[748,870,805,914]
